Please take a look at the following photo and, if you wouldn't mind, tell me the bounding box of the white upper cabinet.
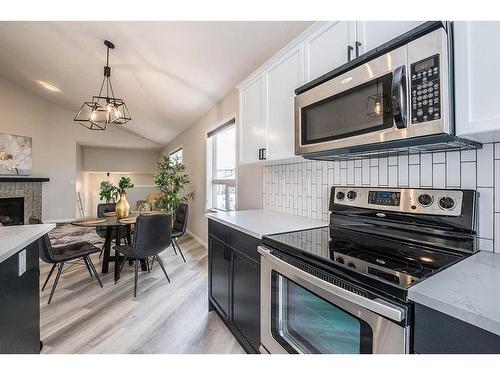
[304,21,356,81]
[454,21,500,142]
[239,75,265,164]
[356,21,424,54]
[266,46,303,161]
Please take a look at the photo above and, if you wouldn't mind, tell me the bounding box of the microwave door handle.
[391,65,407,129]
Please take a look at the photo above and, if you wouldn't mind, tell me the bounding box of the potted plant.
[153,155,194,213]
[115,176,134,219]
[99,181,118,203]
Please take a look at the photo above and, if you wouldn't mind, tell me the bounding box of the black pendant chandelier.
[74,40,131,130]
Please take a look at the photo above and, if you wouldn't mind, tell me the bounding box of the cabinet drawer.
[208,219,261,263]
[413,303,500,354]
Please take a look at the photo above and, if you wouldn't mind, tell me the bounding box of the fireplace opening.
[0,197,24,225]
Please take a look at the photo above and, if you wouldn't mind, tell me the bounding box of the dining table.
[71,211,149,281]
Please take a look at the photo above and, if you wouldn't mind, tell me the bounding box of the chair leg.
[146,258,151,273]
[115,254,127,285]
[83,257,93,278]
[174,239,186,263]
[171,241,177,255]
[134,260,139,297]
[155,255,170,283]
[85,256,103,288]
[149,256,155,271]
[48,263,64,304]
[42,264,56,291]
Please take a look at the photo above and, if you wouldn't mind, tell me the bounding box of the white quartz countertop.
[409,251,500,336]
[206,209,328,238]
[0,224,55,263]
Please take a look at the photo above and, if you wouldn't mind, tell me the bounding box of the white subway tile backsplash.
[262,144,497,252]
[477,144,494,187]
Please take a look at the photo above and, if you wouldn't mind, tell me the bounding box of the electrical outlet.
[18,249,26,276]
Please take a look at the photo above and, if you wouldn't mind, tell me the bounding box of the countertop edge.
[0,224,55,263]
[206,214,262,238]
[409,287,500,337]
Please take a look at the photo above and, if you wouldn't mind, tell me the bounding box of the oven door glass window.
[271,271,373,353]
[300,73,394,145]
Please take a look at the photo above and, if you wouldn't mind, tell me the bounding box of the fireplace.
[0,197,24,225]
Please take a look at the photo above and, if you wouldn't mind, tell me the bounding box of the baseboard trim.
[186,229,208,249]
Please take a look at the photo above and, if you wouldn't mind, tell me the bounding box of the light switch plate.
[18,249,26,276]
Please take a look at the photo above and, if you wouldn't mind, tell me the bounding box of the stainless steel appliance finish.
[333,186,464,216]
[294,22,480,160]
[259,246,408,354]
[259,186,477,354]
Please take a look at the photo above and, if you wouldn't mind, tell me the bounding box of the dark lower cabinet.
[413,303,500,354]
[0,242,40,354]
[208,236,230,319]
[208,219,261,353]
[232,250,260,351]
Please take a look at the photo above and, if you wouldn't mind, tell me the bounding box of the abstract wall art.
[0,133,32,175]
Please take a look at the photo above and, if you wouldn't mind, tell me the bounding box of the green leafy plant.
[153,154,195,213]
[117,176,134,195]
[99,181,118,203]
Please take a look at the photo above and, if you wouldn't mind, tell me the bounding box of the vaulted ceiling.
[0,21,312,146]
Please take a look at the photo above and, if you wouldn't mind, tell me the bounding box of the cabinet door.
[265,46,303,161]
[231,250,260,352]
[208,236,230,319]
[239,75,265,164]
[356,21,424,55]
[454,21,500,142]
[304,21,356,82]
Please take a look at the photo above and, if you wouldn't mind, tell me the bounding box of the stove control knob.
[418,193,433,207]
[347,262,356,269]
[336,191,345,201]
[439,196,456,210]
[335,257,345,264]
[347,191,357,200]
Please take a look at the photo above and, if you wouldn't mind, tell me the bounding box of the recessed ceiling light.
[37,81,61,93]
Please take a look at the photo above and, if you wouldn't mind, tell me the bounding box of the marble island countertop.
[0,224,55,263]
[409,251,500,336]
[206,209,328,238]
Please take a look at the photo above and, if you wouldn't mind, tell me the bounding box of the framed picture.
[0,133,32,175]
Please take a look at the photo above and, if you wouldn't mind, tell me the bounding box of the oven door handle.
[391,65,407,129]
[258,246,406,322]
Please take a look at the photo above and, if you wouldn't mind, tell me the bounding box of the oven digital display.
[368,191,401,206]
[415,58,435,72]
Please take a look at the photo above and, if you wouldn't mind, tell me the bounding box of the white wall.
[163,89,263,244]
[82,146,160,173]
[0,75,160,222]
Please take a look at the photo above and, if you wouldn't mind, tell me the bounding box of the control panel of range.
[333,187,463,216]
[410,54,441,124]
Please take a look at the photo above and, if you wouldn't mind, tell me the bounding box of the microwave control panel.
[410,54,441,124]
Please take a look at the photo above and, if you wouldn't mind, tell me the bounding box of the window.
[207,119,236,211]
[169,147,183,164]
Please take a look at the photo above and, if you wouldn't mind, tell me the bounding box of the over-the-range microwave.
[294,22,481,160]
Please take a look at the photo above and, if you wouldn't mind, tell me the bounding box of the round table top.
[71,211,167,227]
[71,212,140,227]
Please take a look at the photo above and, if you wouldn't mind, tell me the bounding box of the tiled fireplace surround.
[0,181,42,224]
[263,143,499,253]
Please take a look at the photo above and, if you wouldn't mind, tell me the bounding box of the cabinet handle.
[347,45,354,62]
[262,148,266,160]
[258,148,262,160]
[355,41,362,58]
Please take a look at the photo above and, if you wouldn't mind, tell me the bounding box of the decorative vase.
[115,192,130,219]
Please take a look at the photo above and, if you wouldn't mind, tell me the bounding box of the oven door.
[258,246,409,354]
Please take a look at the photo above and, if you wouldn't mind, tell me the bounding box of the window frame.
[206,117,237,212]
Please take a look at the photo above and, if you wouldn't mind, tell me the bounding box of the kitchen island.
[0,223,55,353]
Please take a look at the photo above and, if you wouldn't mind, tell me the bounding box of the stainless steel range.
[259,186,477,354]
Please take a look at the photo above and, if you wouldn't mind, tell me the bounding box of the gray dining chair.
[114,214,172,297]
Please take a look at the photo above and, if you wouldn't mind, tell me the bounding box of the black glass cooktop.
[263,226,463,300]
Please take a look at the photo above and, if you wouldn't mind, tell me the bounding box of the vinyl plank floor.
[39,235,245,354]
